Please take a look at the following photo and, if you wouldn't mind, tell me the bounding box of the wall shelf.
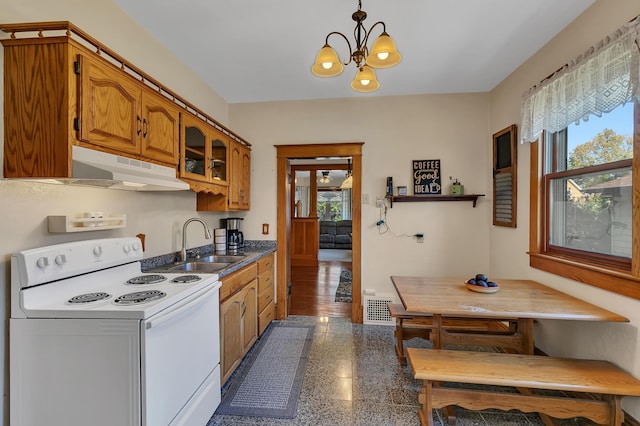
[47,214,127,233]
[388,194,485,208]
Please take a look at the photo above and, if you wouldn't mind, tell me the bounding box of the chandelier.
[319,171,331,184]
[311,0,401,93]
[341,159,353,189]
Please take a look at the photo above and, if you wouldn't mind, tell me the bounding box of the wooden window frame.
[528,104,640,300]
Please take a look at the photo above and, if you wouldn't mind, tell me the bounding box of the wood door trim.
[275,143,363,323]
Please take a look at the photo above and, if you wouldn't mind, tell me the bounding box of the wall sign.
[413,160,441,194]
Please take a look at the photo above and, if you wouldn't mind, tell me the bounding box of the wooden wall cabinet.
[2,33,180,178]
[197,139,250,211]
[180,113,229,195]
[257,253,275,336]
[229,141,251,210]
[78,54,180,165]
[1,22,251,186]
[219,263,258,384]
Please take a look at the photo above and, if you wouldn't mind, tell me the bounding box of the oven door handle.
[145,284,219,330]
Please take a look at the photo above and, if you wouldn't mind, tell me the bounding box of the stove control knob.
[123,244,131,253]
[36,257,49,268]
[54,254,67,266]
[93,246,103,257]
[132,242,141,252]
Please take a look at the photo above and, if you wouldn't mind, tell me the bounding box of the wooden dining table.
[391,276,629,355]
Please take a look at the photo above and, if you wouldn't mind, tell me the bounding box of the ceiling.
[114,0,595,104]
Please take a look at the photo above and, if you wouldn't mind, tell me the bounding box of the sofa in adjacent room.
[319,220,352,249]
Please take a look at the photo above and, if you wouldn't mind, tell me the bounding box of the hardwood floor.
[289,259,352,317]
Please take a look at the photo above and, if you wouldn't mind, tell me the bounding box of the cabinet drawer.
[220,263,257,301]
[258,287,273,313]
[257,253,274,274]
[258,302,274,336]
[258,269,274,294]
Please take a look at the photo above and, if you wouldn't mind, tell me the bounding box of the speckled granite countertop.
[141,240,276,279]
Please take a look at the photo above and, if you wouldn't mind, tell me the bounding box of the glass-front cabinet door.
[210,130,228,184]
[182,114,208,182]
[181,114,228,185]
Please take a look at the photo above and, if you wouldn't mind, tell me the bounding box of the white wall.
[230,93,492,298]
[489,0,640,419]
[0,1,234,423]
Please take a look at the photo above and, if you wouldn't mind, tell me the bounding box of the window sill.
[529,253,640,300]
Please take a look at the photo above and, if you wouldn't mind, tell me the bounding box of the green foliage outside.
[564,128,632,253]
[317,201,342,221]
[569,128,632,188]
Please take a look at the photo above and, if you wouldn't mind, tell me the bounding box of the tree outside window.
[317,189,351,221]
[543,103,633,267]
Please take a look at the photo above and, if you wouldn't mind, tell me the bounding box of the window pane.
[295,171,310,217]
[549,167,632,258]
[566,103,633,170]
[317,189,351,221]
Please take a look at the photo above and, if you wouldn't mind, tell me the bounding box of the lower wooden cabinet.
[219,263,258,384]
[257,253,275,335]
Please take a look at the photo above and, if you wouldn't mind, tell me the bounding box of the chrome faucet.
[179,218,212,262]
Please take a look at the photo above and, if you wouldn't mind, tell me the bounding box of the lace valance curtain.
[520,15,640,143]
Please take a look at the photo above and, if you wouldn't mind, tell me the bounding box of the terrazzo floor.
[207,316,594,426]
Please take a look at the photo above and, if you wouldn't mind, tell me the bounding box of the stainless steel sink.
[147,253,247,274]
[159,261,231,273]
[198,254,246,263]
[166,261,231,273]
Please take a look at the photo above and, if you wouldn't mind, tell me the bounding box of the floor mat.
[334,270,352,302]
[214,325,314,418]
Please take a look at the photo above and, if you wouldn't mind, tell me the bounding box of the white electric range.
[10,237,222,426]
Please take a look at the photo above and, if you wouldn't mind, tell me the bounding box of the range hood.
[25,146,190,191]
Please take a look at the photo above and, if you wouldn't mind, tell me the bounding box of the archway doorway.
[275,143,363,323]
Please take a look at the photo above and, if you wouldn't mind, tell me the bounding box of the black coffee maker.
[223,217,244,254]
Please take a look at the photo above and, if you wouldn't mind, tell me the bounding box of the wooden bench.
[387,303,513,364]
[407,347,640,426]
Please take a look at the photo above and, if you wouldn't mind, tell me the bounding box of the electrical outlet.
[376,197,385,208]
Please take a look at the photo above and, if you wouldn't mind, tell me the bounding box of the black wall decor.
[493,125,517,228]
[413,160,441,194]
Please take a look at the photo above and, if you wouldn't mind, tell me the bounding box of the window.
[317,188,352,221]
[541,103,633,271]
[530,101,640,300]
[523,15,640,300]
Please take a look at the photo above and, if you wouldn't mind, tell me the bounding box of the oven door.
[141,282,221,426]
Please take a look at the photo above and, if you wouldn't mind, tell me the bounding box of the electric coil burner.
[68,292,111,304]
[126,274,166,285]
[172,274,201,283]
[10,237,223,426]
[114,290,166,305]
